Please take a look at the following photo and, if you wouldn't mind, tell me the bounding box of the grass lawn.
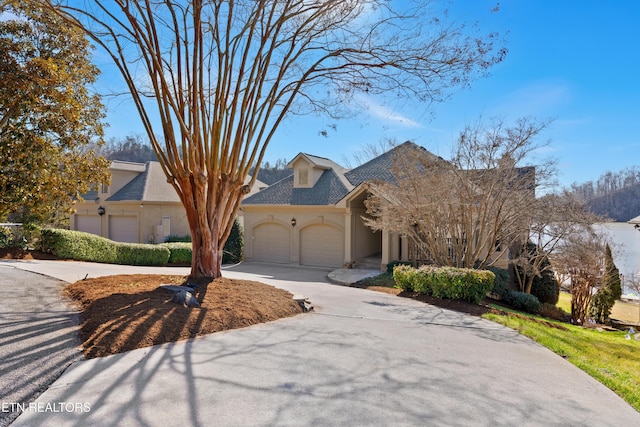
[557,291,571,313]
[484,311,640,412]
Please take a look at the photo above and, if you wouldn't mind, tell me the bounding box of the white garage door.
[109,216,138,243]
[301,224,344,268]
[253,223,290,263]
[75,215,101,236]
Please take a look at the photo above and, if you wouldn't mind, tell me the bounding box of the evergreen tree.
[590,244,621,323]
[603,244,622,300]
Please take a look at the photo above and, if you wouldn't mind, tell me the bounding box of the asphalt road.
[0,265,82,427]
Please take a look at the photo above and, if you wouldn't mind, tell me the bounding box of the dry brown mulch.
[64,274,303,358]
[0,248,60,260]
[398,291,500,317]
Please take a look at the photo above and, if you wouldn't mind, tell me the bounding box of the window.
[101,183,109,193]
[298,168,309,186]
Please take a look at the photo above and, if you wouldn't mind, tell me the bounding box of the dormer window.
[298,168,309,186]
[101,183,109,194]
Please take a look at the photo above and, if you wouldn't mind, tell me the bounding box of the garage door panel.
[301,224,343,268]
[75,215,101,236]
[109,216,138,243]
[253,223,290,264]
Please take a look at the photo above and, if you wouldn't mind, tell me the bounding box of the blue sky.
[96,1,640,188]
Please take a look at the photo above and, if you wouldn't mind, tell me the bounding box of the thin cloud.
[491,81,573,116]
[356,95,423,128]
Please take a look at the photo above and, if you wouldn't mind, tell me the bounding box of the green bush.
[162,242,192,264]
[0,226,15,248]
[392,265,416,291]
[165,234,192,243]
[386,260,414,274]
[502,290,541,314]
[222,219,244,264]
[0,225,32,249]
[488,266,510,298]
[530,269,560,305]
[40,228,169,266]
[393,264,495,304]
[162,220,243,264]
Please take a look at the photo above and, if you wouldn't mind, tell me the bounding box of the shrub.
[530,269,560,305]
[502,290,541,314]
[0,226,15,248]
[590,286,615,324]
[165,234,191,243]
[539,303,570,322]
[115,243,170,266]
[488,266,510,299]
[40,228,169,266]
[393,264,495,304]
[0,225,32,250]
[162,242,192,264]
[386,260,414,274]
[393,265,416,291]
[222,219,244,264]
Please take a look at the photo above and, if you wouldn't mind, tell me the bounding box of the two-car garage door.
[252,222,344,268]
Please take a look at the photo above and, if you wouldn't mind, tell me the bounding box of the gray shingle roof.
[107,162,180,202]
[345,141,439,186]
[243,141,441,206]
[243,169,349,205]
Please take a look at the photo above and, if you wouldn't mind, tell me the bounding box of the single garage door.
[300,224,344,268]
[75,215,101,236]
[109,216,138,243]
[253,223,291,263]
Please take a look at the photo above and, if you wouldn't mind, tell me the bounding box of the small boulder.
[171,289,200,308]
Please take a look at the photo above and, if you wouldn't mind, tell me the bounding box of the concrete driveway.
[4,260,640,426]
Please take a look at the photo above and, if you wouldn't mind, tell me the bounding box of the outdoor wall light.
[97,206,105,216]
[291,218,297,227]
[635,224,640,231]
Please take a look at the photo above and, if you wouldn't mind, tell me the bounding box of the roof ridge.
[141,161,154,201]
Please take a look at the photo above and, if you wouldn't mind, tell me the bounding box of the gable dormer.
[288,153,340,189]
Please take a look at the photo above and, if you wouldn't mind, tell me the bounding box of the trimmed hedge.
[393,265,495,304]
[40,228,170,266]
[161,242,192,264]
[386,260,414,274]
[160,219,244,265]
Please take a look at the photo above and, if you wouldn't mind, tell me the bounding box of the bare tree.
[365,117,558,270]
[35,0,505,278]
[550,231,607,324]
[511,190,604,294]
[342,138,397,168]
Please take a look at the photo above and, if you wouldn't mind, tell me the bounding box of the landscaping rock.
[159,285,197,294]
[171,289,200,308]
[159,284,200,308]
[293,294,313,312]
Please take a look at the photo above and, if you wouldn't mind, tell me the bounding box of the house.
[71,160,265,244]
[241,142,438,270]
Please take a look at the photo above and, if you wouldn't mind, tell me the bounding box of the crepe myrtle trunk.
[176,174,246,279]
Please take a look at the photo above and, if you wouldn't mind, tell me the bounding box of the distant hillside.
[585,183,640,222]
[251,159,292,185]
